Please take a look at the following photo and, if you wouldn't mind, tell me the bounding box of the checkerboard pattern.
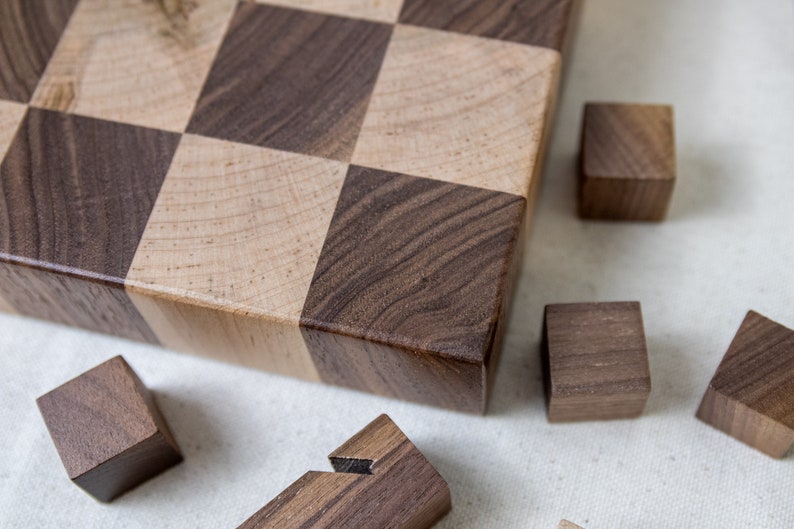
[0,0,576,412]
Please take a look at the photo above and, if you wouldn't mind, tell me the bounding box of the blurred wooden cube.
[580,102,676,220]
[36,356,182,501]
[543,302,652,422]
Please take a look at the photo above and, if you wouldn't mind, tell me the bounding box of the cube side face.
[579,175,674,221]
[580,102,675,221]
[73,432,182,502]
[697,386,794,459]
[37,356,182,499]
[543,302,651,422]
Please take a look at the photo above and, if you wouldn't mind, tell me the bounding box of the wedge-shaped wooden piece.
[696,311,794,458]
[237,414,450,528]
[558,521,585,529]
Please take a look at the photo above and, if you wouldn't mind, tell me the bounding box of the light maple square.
[30,0,237,132]
[126,134,347,378]
[352,24,561,198]
[127,134,347,322]
[0,100,26,160]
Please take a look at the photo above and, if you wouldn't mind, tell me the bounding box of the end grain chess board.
[0,0,576,412]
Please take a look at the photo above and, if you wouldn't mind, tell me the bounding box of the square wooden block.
[543,302,652,422]
[36,356,182,502]
[696,311,794,458]
[580,102,676,221]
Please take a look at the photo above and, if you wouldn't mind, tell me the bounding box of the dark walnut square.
[543,302,652,422]
[36,356,182,501]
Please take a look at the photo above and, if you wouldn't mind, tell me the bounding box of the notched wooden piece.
[236,414,451,529]
[558,521,585,529]
[36,356,182,502]
[543,302,652,422]
[580,102,676,221]
[696,311,794,458]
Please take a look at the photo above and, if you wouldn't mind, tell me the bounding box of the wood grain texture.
[399,0,575,51]
[0,107,176,341]
[0,0,79,103]
[187,2,392,161]
[257,0,404,23]
[696,311,794,458]
[542,302,652,422]
[30,0,237,132]
[36,356,182,502]
[301,329,484,412]
[580,102,676,221]
[352,24,560,198]
[558,521,585,529]
[0,1,575,411]
[236,414,450,528]
[300,166,524,412]
[127,134,346,379]
[0,262,159,343]
[0,107,179,282]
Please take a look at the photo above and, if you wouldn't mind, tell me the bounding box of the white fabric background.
[1,1,793,527]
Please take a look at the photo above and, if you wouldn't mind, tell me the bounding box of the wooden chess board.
[0,0,576,412]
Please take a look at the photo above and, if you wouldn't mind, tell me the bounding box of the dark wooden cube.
[542,302,652,422]
[36,356,182,501]
[696,311,794,458]
[580,102,676,221]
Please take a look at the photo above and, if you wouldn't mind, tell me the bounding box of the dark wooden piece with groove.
[696,311,794,458]
[580,102,676,221]
[236,414,450,529]
[542,302,652,422]
[36,356,182,502]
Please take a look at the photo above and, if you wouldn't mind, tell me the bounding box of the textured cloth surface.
[1,1,793,527]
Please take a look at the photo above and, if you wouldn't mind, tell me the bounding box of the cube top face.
[709,311,794,430]
[582,103,675,182]
[36,356,163,479]
[545,302,651,399]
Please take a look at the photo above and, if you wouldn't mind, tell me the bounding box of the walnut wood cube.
[36,356,182,501]
[696,311,794,458]
[580,102,676,221]
[542,302,652,422]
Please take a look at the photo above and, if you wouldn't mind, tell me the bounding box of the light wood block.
[580,102,676,221]
[0,0,577,412]
[36,356,182,502]
[236,414,450,528]
[558,521,585,529]
[543,302,652,422]
[31,0,237,132]
[696,311,794,458]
